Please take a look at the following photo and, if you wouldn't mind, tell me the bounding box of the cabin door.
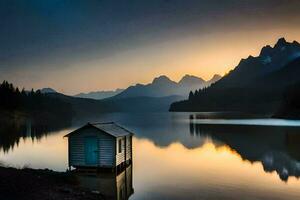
[84,137,98,165]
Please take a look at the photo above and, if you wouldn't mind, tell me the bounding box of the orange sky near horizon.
[35,27,300,95]
[2,1,300,95]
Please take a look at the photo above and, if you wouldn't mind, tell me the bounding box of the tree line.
[174,81,300,118]
[0,80,72,119]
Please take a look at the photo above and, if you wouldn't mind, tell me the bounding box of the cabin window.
[118,139,122,153]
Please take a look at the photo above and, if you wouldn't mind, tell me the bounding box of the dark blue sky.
[1,0,300,94]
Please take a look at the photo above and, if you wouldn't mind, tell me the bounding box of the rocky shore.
[0,166,104,200]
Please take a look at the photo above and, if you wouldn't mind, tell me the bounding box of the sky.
[1,0,300,95]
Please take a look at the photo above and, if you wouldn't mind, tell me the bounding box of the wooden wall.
[116,135,132,166]
[69,127,115,167]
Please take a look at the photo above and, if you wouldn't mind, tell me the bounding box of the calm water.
[1,112,300,199]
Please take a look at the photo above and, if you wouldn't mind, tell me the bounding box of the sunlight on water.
[132,138,300,200]
[1,113,300,199]
[191,118,300,127]
[0,129,70,171]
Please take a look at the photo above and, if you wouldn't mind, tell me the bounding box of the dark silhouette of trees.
[0,80,22,110]
[170,56,300,116]
[188,91,194,100]
[0,80,72,119]
[170,39,300,115]
[170,85,281,114]
[274,82,300,118]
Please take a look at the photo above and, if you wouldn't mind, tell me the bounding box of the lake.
[1,112,300,200]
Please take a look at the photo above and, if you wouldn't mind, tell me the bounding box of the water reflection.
[0,116,71,153]
[77,165,134,200]
[2,113,300,199]
[189,117,300,181]
[132,137,300,200]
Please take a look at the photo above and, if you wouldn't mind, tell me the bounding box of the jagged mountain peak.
[293,40,300,45]
[181,74,199,79]
[114,74,220,99]
[152,75,174,84]
[170,38,300,113]
[235,38,300,72]
[274,37,288,48]
[238,55,258,66]
[260,45,273,57]
[179,74,205,85]
[39,88,57,94]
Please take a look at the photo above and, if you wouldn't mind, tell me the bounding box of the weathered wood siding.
[116,135,132,166]
[69,127,115,167]
[116,137,125,166]
[126,136,132,161]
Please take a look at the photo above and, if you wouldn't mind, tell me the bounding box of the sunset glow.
[1,1,300,94]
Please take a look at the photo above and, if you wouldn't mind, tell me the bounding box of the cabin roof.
[64,122,134,138]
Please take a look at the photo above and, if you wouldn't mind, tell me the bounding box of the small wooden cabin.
[64,122,133,169]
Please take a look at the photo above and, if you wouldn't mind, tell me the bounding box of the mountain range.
[74,89,124,100]
[170,38,300,117]
[42,74,221,101]
[113,74,221,99]
[56,74,221,100]
[41,74,220,115]
[7,37,300,117]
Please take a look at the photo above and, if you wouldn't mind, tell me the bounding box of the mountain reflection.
[189,117,300,181]
[1,112,300,183]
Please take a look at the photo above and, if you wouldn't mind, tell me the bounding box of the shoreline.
[0,166,103,200]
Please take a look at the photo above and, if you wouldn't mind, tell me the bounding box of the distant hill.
[0,81,72,120]
[102,95,184,112]
[74,89,124,100]
[39,88,57,94]
[113,74,221,99]
[48,74,220,114]
[170,38,300,116]
[47,92,183,115]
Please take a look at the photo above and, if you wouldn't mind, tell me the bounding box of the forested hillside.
[170,38,300,117]
[0,81,72,120]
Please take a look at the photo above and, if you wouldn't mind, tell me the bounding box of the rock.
[91,190,100,195]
